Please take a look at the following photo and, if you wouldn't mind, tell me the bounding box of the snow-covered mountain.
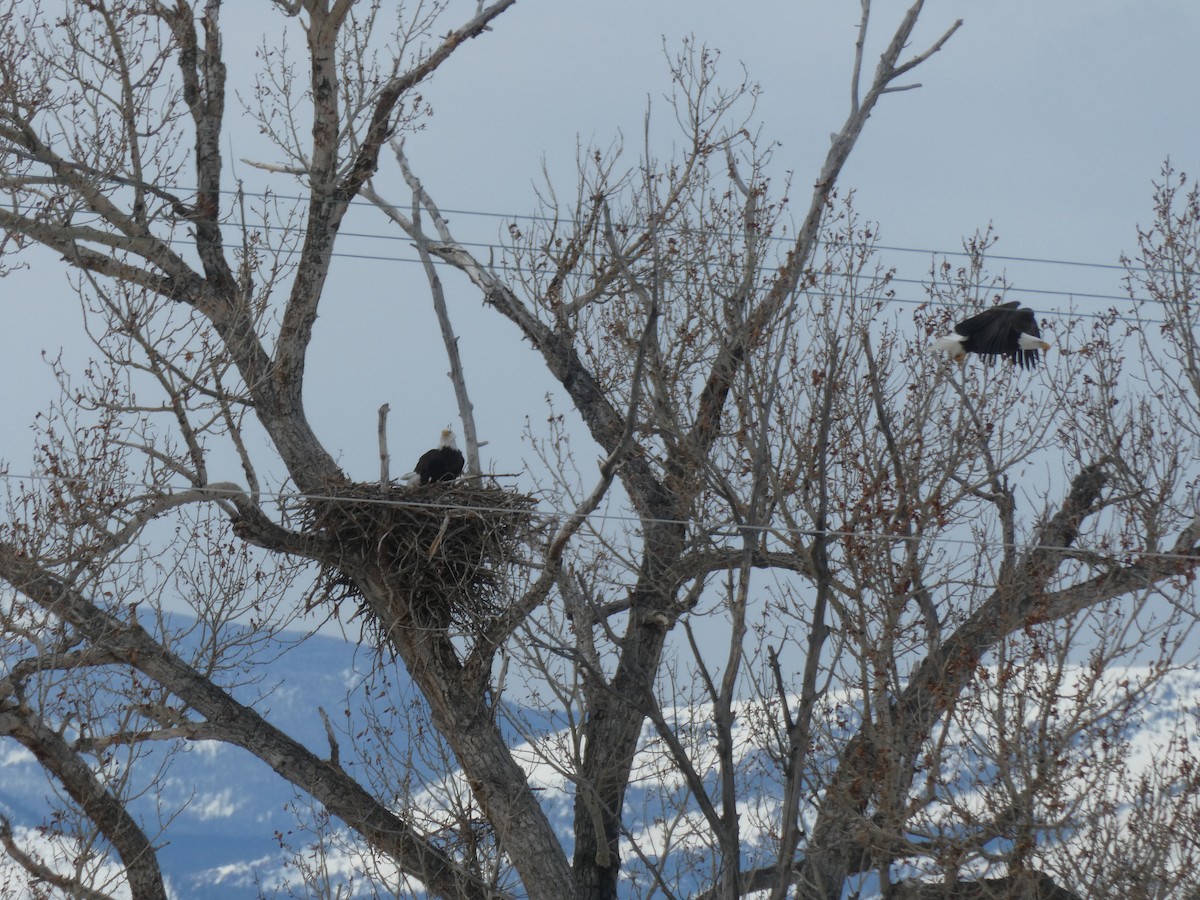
[2,623,1198,899]
[0,626,372,899]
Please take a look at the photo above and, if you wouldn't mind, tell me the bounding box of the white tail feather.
[928,335,967,357]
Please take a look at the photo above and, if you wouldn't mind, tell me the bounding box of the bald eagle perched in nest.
[929,301,1051,369]
[402,427,465,486]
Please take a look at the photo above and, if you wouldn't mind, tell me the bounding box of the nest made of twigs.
[305,479,539,635]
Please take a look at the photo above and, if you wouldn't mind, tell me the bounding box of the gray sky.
[2,0,1198,483]
[398,0,1200,261]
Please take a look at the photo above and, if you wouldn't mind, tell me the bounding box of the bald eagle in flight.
[929,301,1050,369]
[402,427,465,486]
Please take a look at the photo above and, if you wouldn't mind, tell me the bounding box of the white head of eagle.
[401,427,465,486]
[928,301,1051,369]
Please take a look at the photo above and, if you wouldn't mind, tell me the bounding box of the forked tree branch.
[0,700,168,900]
[0,545,505,900]
[791,463,1113,896]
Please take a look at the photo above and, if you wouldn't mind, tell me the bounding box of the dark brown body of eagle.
[405,428,465,485]
[930,301,1051,369]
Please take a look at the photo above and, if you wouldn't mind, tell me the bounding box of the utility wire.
[212,187,1148,275]
[64,180,1161,275]
[119,230,1165,322]
[48,183,1177,313]
[219,222,1143,305]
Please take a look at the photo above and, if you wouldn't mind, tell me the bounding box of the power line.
[113,192,1165,306]
[223,222,1143,305]
[330,246,1141,306]
[1,470,1196,567]
[161,241,1169,325]
[45,186,1179,314]
[220,187,1147,276]
[332,224,1135,284]
[126,226,1161,321]
[69,180,1156,276]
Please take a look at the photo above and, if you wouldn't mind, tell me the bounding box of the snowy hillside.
[2,622,1198,898]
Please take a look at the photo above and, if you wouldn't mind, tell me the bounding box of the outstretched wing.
[1011,306,1043,368]
[953,300,1021,342]
[1012,306,1039,338]
[954,301,1044,367]
[954,304,1012,355]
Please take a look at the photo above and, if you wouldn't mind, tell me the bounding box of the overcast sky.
[3,0,1199,483]
[407,0,1200,261]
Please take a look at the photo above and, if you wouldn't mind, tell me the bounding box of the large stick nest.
[304,480,539,634]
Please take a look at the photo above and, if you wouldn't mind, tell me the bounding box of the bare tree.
[1,3,1198,900]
